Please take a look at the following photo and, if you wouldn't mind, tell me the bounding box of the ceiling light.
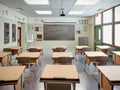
[24,0,49,5]
[35,11,52,15]
[69,11,84,15]
[75,0,100,5]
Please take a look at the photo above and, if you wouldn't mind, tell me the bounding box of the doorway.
[94,26,102,50]
[17,27,21,46]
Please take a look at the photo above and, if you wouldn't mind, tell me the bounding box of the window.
[115,6,120,22]
[102,25,112,45]
[114,24,120,47]
[103,9,112,24]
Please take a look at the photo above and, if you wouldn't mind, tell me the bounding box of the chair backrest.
[53,57,72,65]
[3,48,11,52]
[28,48,38,52]
[53,47,65,52]
[47,83,71,90]
[16,57,30,64]
[95,56,108,65]
[107,47,115,56]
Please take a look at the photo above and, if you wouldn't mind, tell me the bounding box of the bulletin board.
[12,24,16,42]
[44,24,75,40]
[4,23,9,44]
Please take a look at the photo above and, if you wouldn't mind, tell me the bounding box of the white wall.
[27,17,90,49]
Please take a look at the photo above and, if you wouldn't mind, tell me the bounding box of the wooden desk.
[0,66,25,90]
[4,46,22,55]
[75,45,89,54]
[0,52,11,66]
[96,45,111,54]
[28,46,43,51]
[52,46,66,52]
[112,51,120,65]
[52,52,74,64]
[16,52,41,66]
[97,66,120,90]
[85,51,108,64]
[40,65,79,90]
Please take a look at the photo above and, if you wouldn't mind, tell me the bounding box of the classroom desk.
[52,52,74,64]
[97,66,120,90]
[0,52,11,66]
[52,46,66,52]
[0,66,25,90]
[4,46,22,55]
[40,65,79,90]
[112,51,120,65]
[96,45,111,54]
[16,52,41,66]
[75,45,89,54]
[28,46,43,52]
[85,51,108,64]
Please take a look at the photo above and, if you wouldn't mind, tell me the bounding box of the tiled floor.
[0,47,120,90]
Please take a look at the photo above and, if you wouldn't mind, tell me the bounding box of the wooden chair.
[16,57,31,68]
[47,83,71,90]
[53,47,65,52]
[53,57,72,65]
[107,47,115,64]
[28,48,38,52]
[3,48,12,52]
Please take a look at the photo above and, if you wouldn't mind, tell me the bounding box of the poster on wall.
[12,24,16,42]
[4,23,9,44]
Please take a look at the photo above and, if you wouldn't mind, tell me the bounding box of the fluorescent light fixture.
[69,11,84,15]
[35,11,52,14]
[24,0,49,5]
[75,0,100,5]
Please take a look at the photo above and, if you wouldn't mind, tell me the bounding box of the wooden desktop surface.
[41,65,79,82]
[52,52,73,59]
[0,66,25,82]
[17,52,41,58]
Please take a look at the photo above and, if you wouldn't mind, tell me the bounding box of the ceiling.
[0,0,120,17]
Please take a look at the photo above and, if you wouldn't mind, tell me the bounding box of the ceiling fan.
[60,8,65,16]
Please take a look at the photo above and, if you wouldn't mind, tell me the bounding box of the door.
[94,26,102,50]
[17,27,21,46]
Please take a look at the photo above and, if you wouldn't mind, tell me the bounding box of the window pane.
[115,24,120,46]
[115,6,120,22]
[103,9,112,23]
[95,13,101,25]
[103,25,112,44]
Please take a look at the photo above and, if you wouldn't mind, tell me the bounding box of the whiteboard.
[26,34,33,42]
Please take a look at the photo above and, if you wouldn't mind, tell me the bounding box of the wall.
[0,3,27,51]
[0,2,94,51]
[27,17,91,49]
